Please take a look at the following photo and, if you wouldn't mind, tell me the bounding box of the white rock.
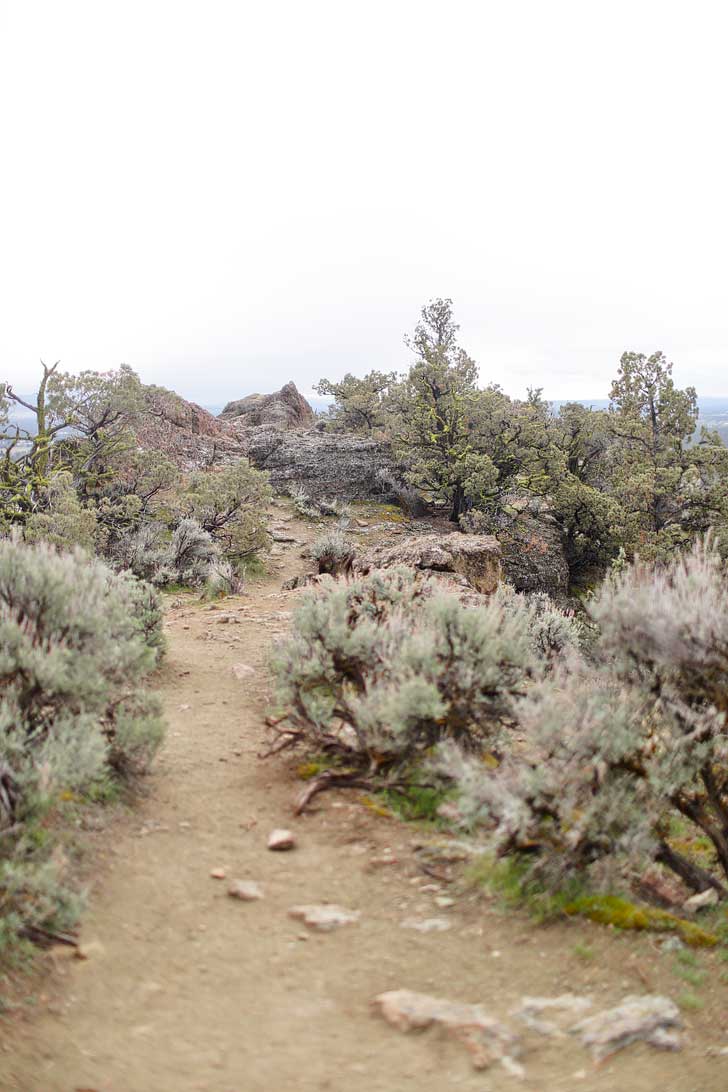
[267,828,296,851]
[400,917,452,933]
[372,989,519,1071]
[683,887,719,912]
[227,879,263,901]
[571,994,682,1061]
[288,904,360,931]
[232,662,256,681]
[514,994,592,1036]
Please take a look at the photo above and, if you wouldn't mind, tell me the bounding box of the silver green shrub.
[110,517,236,596]
[442,667,657,891]
[168,518,220,585]
[289,484,320,519]
[309,530,355,576]
[109,520,167,582]
[0,537,165,948]
[492,583,585,663]
[375,468,428,517]
[270,568,538,787]
[446,540,728,895]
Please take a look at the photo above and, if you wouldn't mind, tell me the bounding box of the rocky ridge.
[133,380,569,591]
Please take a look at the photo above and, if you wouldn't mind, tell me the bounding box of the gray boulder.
[242,426,398,502]
[354,532,501,595]
[220,381,314,429]
[496,513,569,599]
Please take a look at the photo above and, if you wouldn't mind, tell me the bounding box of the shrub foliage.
[445,541,728,898]
[268,568,578,810]
[0,538,164,950]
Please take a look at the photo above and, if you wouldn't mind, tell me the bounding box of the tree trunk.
[449,485,464,523]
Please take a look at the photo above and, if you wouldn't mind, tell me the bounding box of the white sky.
[2,0,727,403]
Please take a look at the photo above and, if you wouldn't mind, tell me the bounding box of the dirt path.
[3,516,728,1091]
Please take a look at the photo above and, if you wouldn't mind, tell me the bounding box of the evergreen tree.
[608,351,728,556]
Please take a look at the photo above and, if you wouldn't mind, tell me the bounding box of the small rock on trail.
[288,905,360,931]
[232,662,256,681]
[513,994,592,1036]
[400,917,451,933]
[571,994,682,1061]
[228,879,264,901]
[372,989,520,1072]
[268,828,296,851]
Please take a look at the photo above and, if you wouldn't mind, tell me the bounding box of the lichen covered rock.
[354,532,501,595]
[220,382,314,429]
[243,426,398,502]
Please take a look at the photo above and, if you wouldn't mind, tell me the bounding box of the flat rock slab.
[400,917,451,933]
[228,880,264,901]
[514,994,592,1036]
[354,532,501,595]
[372,989,519,1071]
[288,904,360,931]
[571,994,682,1061]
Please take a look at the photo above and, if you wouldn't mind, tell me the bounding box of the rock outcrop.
[463,499,569,599]
[133,382,398,503]
[131,382,568,600]
[243,426,398,502]
[220,382,314,429]
[354,533,501,595]
[134,387,244,468]
[495,513,569,600]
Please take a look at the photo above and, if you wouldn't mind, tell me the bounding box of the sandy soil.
[3,510,728,1091]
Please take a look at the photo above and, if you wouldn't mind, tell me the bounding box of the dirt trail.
[3,515,728,1091]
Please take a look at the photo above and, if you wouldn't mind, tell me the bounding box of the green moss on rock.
[565,895,717,947]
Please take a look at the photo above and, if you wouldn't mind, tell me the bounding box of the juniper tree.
[387,299,492,521]
[1,362,146,526]
[315,371,397,433]
[607,351,728,557]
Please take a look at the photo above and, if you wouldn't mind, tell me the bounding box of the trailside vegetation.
[0,538,164,952]
[317,299,728,576]
[267,568,582,812]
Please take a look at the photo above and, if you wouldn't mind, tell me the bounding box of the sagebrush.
[0,538,164,951]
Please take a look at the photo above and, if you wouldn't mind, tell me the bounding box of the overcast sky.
[2,1,727,404]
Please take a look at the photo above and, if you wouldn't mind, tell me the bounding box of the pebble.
[434,896,455,908]
[210,868,226,879]
[232,662,256,681]
[683,887,719,912]
[400,917,452,933]
[268,828,296,851]
[288,904,361,931]
[228,879,264,901]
